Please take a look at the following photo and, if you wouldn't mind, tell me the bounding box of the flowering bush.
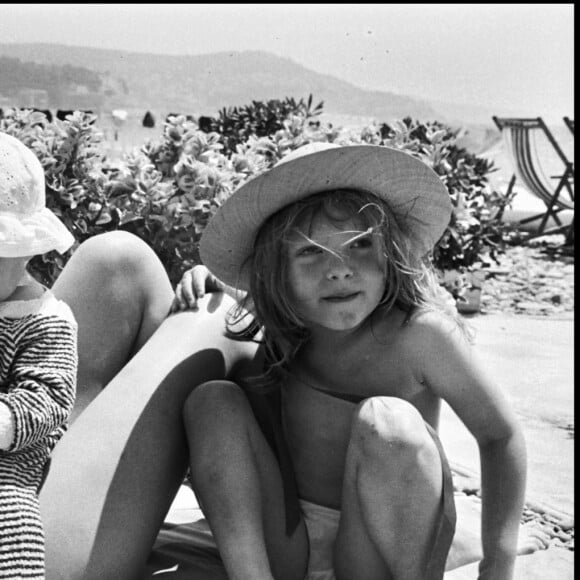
[0,103,516,300]
[113,120,246,281]
[198,94,324,155]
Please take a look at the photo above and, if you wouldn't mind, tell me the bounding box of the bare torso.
[282,306,442,508]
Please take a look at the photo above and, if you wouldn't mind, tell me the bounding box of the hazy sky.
[1,3,574,122]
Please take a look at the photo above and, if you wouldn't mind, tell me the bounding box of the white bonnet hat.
[0,132,75,258]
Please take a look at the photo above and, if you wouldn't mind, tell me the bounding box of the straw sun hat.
[200,142,452,291]
[0,132,74,258]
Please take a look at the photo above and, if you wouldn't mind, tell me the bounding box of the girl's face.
[0,256,29,302]
[286,214,387,332]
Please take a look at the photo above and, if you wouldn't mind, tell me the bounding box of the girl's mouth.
[323,292,360,303]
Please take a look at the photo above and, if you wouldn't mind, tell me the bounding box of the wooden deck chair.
[492,116,574,240]
[562,118,575,245]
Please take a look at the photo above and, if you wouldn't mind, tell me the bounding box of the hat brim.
[200,145,452,290]
[0,208,75,258]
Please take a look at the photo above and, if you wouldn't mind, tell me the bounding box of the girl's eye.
[350,236,373,249]
[296,246,322,257]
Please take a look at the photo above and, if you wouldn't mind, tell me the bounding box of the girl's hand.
[171,265,226,312]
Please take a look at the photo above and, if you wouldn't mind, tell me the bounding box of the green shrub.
[112,122,242,282]
[196,94,324,155]
[1,103,516,301]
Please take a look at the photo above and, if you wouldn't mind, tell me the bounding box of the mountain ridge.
[0,42,499,127]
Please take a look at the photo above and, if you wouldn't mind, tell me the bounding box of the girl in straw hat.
[174,143,529,580]
[0,133,77,578]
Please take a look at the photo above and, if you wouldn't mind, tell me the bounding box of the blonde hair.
[228,189,460,390]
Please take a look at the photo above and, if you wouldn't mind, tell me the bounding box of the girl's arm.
[415,312,526,580]
[0,316,77,452]
[477,424,527,580]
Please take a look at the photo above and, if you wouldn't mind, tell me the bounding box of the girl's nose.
[325,254,354,280]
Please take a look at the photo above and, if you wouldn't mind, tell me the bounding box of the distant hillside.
[0,55,108,110]
[0,42,441,123]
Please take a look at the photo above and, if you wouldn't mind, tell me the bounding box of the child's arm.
[415,313,526,580]
[0,401,16,449]
[476,416,526,580]
[0,316,77,452]
[171,265,247,312]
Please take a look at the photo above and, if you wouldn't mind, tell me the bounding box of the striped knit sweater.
[0,290,77,579]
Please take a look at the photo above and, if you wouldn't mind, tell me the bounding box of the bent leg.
[40,292,260,580]
[52,231,174,421]
[184,382,308,580]
[334,397,455,580]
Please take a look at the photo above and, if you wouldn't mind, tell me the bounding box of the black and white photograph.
[0,4,573,579]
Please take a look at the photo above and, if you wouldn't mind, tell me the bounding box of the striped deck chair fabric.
[492,116,574,239]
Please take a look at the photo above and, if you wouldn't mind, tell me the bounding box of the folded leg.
[184,381,308,580]
[40,292,260,579]
[334,397,455,580]
[51,231,175,421]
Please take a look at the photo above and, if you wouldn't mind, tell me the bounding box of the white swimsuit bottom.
[300,498,341,580]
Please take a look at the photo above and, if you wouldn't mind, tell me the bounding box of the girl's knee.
[351,397,434,462]
[182,380,246,421]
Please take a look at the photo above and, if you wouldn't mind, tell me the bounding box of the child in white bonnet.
[0,132,77,579]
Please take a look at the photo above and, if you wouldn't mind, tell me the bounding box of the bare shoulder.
[406,307,468,341]
[400,308,474,371]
